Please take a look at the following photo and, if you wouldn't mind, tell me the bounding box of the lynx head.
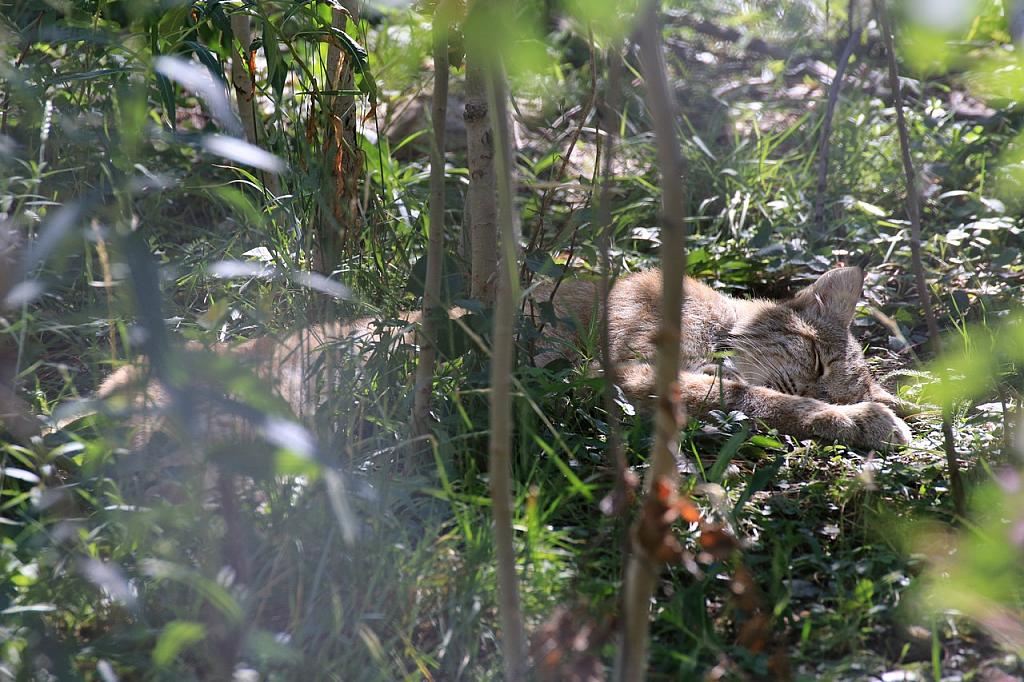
[727,267,899,409]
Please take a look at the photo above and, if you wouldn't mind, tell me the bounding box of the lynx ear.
[790,267,863,327]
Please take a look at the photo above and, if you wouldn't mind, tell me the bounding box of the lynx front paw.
[809,401,912,450]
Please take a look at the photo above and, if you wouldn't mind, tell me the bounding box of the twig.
[229,9,281,198]
[812,0,859,237]
[410,1,451,452]
[596,40,630,509]
[663,9,792,60]
[520,54,598,284]
[875,0,966,517]
[595,33,640,617]
[481,4,529,676]
[524,38,602,350]
[465,39,498,304]
[90,220,117,362]
[617,1,690,678]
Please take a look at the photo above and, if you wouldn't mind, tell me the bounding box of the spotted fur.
[537,267,911,450]
[92,267,909,458]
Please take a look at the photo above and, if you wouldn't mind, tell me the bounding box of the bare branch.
[483,12,528,678]
[411,2,451,448]
[813,1,859,237]
[465,51,498,305]
[664,9,792,60]
[596,41,636,519]
[876,0,965,517]
[230,10,281,197]
[617,0,690,678]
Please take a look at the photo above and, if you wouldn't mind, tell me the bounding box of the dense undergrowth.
[1,0,1023,679]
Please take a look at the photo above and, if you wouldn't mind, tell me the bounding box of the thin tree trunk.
[465,40,498,305]
[876,0,965,517]
[617,1,690,679]
[411,3,450,447]
[229,10,281,197]
[485,49,528,682]
[314,4,362,275]
[812,0,858,237]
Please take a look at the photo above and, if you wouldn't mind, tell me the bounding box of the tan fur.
[91,267,909,453]
[538,266,911,450]
[91,307,468,449]
[93,321,372,449]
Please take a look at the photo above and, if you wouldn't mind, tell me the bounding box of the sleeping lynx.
[535,266,911,450]
[95,266,910,451]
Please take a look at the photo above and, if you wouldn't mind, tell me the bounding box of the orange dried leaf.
[654,536,684,564]
[654,477,674,505]
[677,497,701,523]
[698,526,738,560]
[736,612,771,653]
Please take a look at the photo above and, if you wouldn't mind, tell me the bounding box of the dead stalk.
[465,33,498,305]
[876,0,966,517]
[617,1,690,679]
[596,41,634,516]
[229,10,280,197]
[315,3,362,274]
[0,228,39,441]
[410,2,451,448]
[485,47,529,682]
[90,220,117,362]
[812,0,859,236]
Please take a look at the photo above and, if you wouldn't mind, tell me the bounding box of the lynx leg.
[615,362,910,450]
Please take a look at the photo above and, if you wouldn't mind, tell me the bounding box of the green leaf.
[262,21,286,100]
[707,428,748,483]
[325,25,368,68]
[153,621,206,667]
[732,455,784,518]
[0,468,40,484]
[405,252,466,303]
[183,40,227,83]
[854,200,887,217]
[141,560,243,623]
[532,434,594,502]
[155,72,176,129]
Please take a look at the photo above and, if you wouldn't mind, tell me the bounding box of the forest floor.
[3,4,1024,681]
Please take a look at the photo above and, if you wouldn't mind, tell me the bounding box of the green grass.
[2,1,1023,679]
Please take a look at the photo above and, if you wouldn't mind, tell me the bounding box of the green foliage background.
[0,0,1022,679]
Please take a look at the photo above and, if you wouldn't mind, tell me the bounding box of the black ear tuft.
[789,267,863,327]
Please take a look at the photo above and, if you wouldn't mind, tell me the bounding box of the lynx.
[90,319,393,451]
[534,266,912,450]
[93,266,910,453]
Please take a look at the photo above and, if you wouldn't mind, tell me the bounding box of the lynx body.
[97,267,910,452]
[535,266,911,450]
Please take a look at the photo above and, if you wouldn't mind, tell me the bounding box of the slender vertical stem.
[485,50,529,682]
[813,0,858,237]
[876,0,965,517]
[411,2,450,448]
[230,10,280,197]
[596,41,632,514]
[617,1,690,678]
[465,7,498,306]
[315,3,361,274]
[90,220,117,362]
[229,12,258,147]
[0,231,39,442]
